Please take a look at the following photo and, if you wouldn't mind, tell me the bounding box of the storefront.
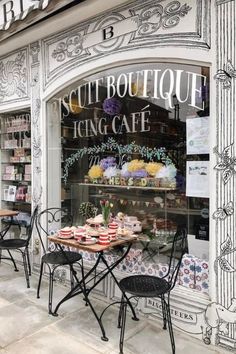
[0,0,236,351]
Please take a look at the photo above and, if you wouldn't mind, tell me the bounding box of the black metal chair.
[117,227,187,354]
[36,207,84,314]
[0,206,38,288]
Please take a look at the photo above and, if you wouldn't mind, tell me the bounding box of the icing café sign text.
[60,68,207,138]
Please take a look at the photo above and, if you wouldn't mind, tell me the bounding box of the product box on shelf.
[24,165,31,175]
[25,193,31,203]
[25,185,31,203]
[10,156,20,163]
[3,174,15,181]
[14,148,25,157]
[5,165,16,174]
[15,173,23,181]
[3,188,8,201]
[6,116,30,133]
[15,186,27,201]
[3,185,17,202]
[24,174,31,181]
[22,138,31,148]
[4,139,18,149]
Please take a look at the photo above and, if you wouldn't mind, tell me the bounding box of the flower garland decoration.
[62,138,173,184]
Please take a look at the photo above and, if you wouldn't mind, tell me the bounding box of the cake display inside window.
[47,62,210,294]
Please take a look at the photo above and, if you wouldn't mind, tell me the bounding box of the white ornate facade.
[0,0,235,351]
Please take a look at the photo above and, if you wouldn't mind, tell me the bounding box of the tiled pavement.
[0,262,230,354]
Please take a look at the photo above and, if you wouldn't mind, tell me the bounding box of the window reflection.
[47,62,210,295]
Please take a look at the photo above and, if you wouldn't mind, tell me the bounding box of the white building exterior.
[0,0,236,351]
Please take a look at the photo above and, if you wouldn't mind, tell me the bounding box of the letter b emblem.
[103,26,114,41]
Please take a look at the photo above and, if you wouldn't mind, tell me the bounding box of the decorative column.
[29,41,43,269]
[214,0,236,349]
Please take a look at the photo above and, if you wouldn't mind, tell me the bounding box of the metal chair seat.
[36,207,85,314]
[0,239,27,249]
[117,227,187,354]
[0,207,38,288]
[42,250,82,265]
[120,275,171,298]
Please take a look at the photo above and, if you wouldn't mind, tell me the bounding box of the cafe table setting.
[48,212,139,341]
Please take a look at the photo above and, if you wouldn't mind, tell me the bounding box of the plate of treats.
[86,227,100,237]
[117,227,132,237]
[117,227,138,240]
[86,214,103,226]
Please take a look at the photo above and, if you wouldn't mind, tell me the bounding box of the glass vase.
[102,209,110,228]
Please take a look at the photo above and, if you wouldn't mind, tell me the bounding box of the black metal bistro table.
[48,234,138,341]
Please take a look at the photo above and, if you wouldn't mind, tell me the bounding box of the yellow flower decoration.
[145,162,164,177]
[127,159,145,172]
[88,165,103,179]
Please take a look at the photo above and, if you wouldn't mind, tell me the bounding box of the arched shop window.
[47,62,210,294]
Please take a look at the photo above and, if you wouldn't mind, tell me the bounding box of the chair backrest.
[25,205,39,246]
[36,207,73,254]
[165,226,187,290]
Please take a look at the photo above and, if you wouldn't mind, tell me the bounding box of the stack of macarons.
[98,230,110,245]
[58,227,73,239]
[108,222,118,241]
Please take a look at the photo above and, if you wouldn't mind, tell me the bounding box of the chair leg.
[26,247,31,276]
[7,250,19,271]
[37,262,44,299]
[70,267,75,290]
[119,300,128,354]
[48,269,54,314]
[22,251,30,288]
[165,294,175,354]
[118,294,124,328]
[79,260,88,306]
[161,294,167,330]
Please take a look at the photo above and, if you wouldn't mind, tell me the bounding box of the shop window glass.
[47,62,210,295]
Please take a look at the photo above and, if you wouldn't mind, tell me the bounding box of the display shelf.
[0,148,31,150]
[78,182,176,191]
[0,110,32,216]
[0,130,30,134]
[166,208,201,215]
[1,161,30,164]
[2,200,31,205]
[2,180,31,183]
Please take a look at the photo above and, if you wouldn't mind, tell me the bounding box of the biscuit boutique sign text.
[60,68,207,139]
[0,0,50,30]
